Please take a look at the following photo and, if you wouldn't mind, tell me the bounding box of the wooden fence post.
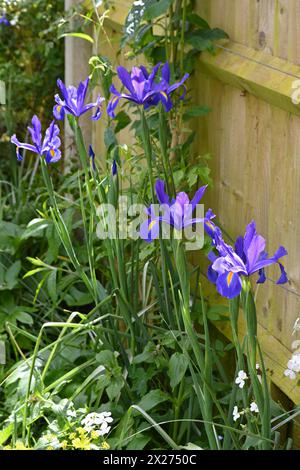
[64,0,92,162]
[0,81,5,105]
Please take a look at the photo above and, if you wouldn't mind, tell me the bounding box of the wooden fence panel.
[196,0,300,405]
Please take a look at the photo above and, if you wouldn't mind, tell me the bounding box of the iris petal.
[190,185,207,211]
[140,218,160,243]
[277,263,288,284]
[155,179,170,205]
[207,265,218,284]
[216,271,242,299]
[53,104,65,120]
[117,66,136,95]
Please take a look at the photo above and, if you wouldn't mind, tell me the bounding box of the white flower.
[81,411,113,435]
[293,318,300,334]
[233,406,241,422]
[235,370,248,389]
[256,363,260,370]
[66,409,77,418]
[250,402,259,413]
[287,354,300,373]
[291,340,300,353]
[284,368,296,380]
[134,0,144,6]
[98,422,111,436]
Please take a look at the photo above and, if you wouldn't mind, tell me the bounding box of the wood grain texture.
[195,0,300,404]
[198,42,300,117]
[0,81,5,105]
[196,0,300,64]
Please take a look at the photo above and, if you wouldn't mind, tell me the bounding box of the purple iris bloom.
[107,62,189,118]
[11,115,61,163]
[206,221,288,299]
[53,78,105,121]
[140,179,210,243]
[112,160,117,176]
[88,145,96,171]
[0,15,10,26]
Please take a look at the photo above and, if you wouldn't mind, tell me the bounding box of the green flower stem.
[242,280,271,450]
[72,117,89,176]
[243,281,257,371]
[173,240,218,450]
[140,108,155,202]
[200,281,219,450]
[159,237,175,329]
[159,107,176,196]
[172,378,185,441]
[40,156,57,210]
[227,296,254,446]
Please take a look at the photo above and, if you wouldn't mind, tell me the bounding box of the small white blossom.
[134,0,144,6]
[256,363,260,370]
[284,369,296,380]
[287,354,300,373]
[66,409,77,418]
[233,406,241,422]
[250,402,259,413]
[293,318,300,334]
[235,370,248,389]
[81,411,113,436]
[292,340,300,352]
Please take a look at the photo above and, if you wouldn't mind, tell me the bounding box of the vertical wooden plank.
[287,0,300,65]
[65,0,92,160]
[0,81,5,105]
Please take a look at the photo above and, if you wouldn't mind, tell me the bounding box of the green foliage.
[0,0,64,182]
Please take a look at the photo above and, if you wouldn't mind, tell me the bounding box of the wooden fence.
[66,0,300,439]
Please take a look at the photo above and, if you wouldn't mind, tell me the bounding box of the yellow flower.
[46,446,54,450]
[60,440,68,450]
[100,441,110,450]
[45,433,57,442]
[69,432,76,440]
[91,430,100,440]
[15,441,29,450]
[72,436,91,450]
[76,426,87,436]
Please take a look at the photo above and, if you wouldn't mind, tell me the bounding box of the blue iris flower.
[53,77,105,121]
[11,115,61,163]
[0,15,10,26]
[206,220,288,299]
[88,145,96,171]
[140,179,211,243]
[107,62,189,118]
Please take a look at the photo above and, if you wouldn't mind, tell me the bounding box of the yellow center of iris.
[112,96,119,105]
[160,91,168,100]
[205,221,214,230]
[148,220,157,231]
[227,272,234,286]
[50,149,55,157]
[57,105,62,112]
